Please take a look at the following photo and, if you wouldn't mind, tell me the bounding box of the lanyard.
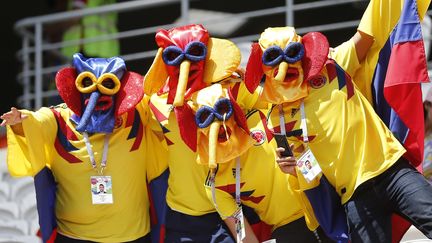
[300,102,309,143]
[278,102,308,143]
[278,104,286,136]
[234,157,241,205]
[210,157,243,241]
[83,132,110,175]
[210,157,242,217]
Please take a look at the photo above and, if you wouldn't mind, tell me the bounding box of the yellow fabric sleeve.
[288,175,319,231]
[7,107,57,177]
[235,82,264,111]
[144,122,168,182]
[331,39,361,79]
[138,95,169,182]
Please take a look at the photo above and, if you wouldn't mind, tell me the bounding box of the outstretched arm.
[0,107,28,135]
[351,30,374,64]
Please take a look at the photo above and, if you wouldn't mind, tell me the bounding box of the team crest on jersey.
[250,130,265,146]
[309,76,326,89]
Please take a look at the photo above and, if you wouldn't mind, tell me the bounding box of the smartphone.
[274,134,293,157]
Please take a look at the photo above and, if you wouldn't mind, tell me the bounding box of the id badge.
[234,207,246,242]
[91,176,113,204]
[297,149,322,183]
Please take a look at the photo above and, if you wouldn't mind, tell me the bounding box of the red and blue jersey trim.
[126,109,144,152]
[326,59,355,99]
[51,109,82,163]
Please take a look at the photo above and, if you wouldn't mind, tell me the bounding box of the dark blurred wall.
[1,0,52,114]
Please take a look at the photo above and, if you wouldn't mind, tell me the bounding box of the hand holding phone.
[274,134,293,157]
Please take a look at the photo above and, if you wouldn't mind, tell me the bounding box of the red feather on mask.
[301,32,329,82]
[228,88,249,134]
[115,71,144,116]
[55,68,82,116]
[175,105,198,152]
[245,42,264,93]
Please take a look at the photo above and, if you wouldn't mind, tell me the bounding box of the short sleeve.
[330,39,361,78]
[288,175,319,231]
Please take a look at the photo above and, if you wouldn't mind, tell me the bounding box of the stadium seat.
[19,193,37,221]
[0,182,10,202]
[0,202,20,220]
[0,235,42,243]
[9,177,35,203]
[0,219,29,237]
[28,219,40,236]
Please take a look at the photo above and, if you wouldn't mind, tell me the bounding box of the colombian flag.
[356,0,430,242]
[363,0,430,169]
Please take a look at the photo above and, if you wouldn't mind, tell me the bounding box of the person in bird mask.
[243,17,432,242]
[1,53,167,243]
[188,83,332,243]
[144,24,269,242]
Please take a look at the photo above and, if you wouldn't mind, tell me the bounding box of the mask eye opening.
[75,71,97,94]
[262,45,284,67]
[82,77,93,88]
[184,41,207,62]
[195,106,215,129]
[213,98,233,121]
[284,42,304,63]
[101,78,115,89]
[162,46,184,66]
[97,73,121,95]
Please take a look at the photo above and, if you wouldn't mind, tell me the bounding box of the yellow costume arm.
[7,107,57,177]
[235,82,258,110]
[144,122,168,182]
[330,39,361,80]
[288,175,320,231]
[138,96,169,181]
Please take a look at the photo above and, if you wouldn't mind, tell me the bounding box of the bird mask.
[143,24,241,151]
[244,27,329,104]
[55,53,144,134]
[189,84,254,169]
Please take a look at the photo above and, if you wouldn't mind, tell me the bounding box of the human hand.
[276,145,297,176]
[0,107,28,126]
